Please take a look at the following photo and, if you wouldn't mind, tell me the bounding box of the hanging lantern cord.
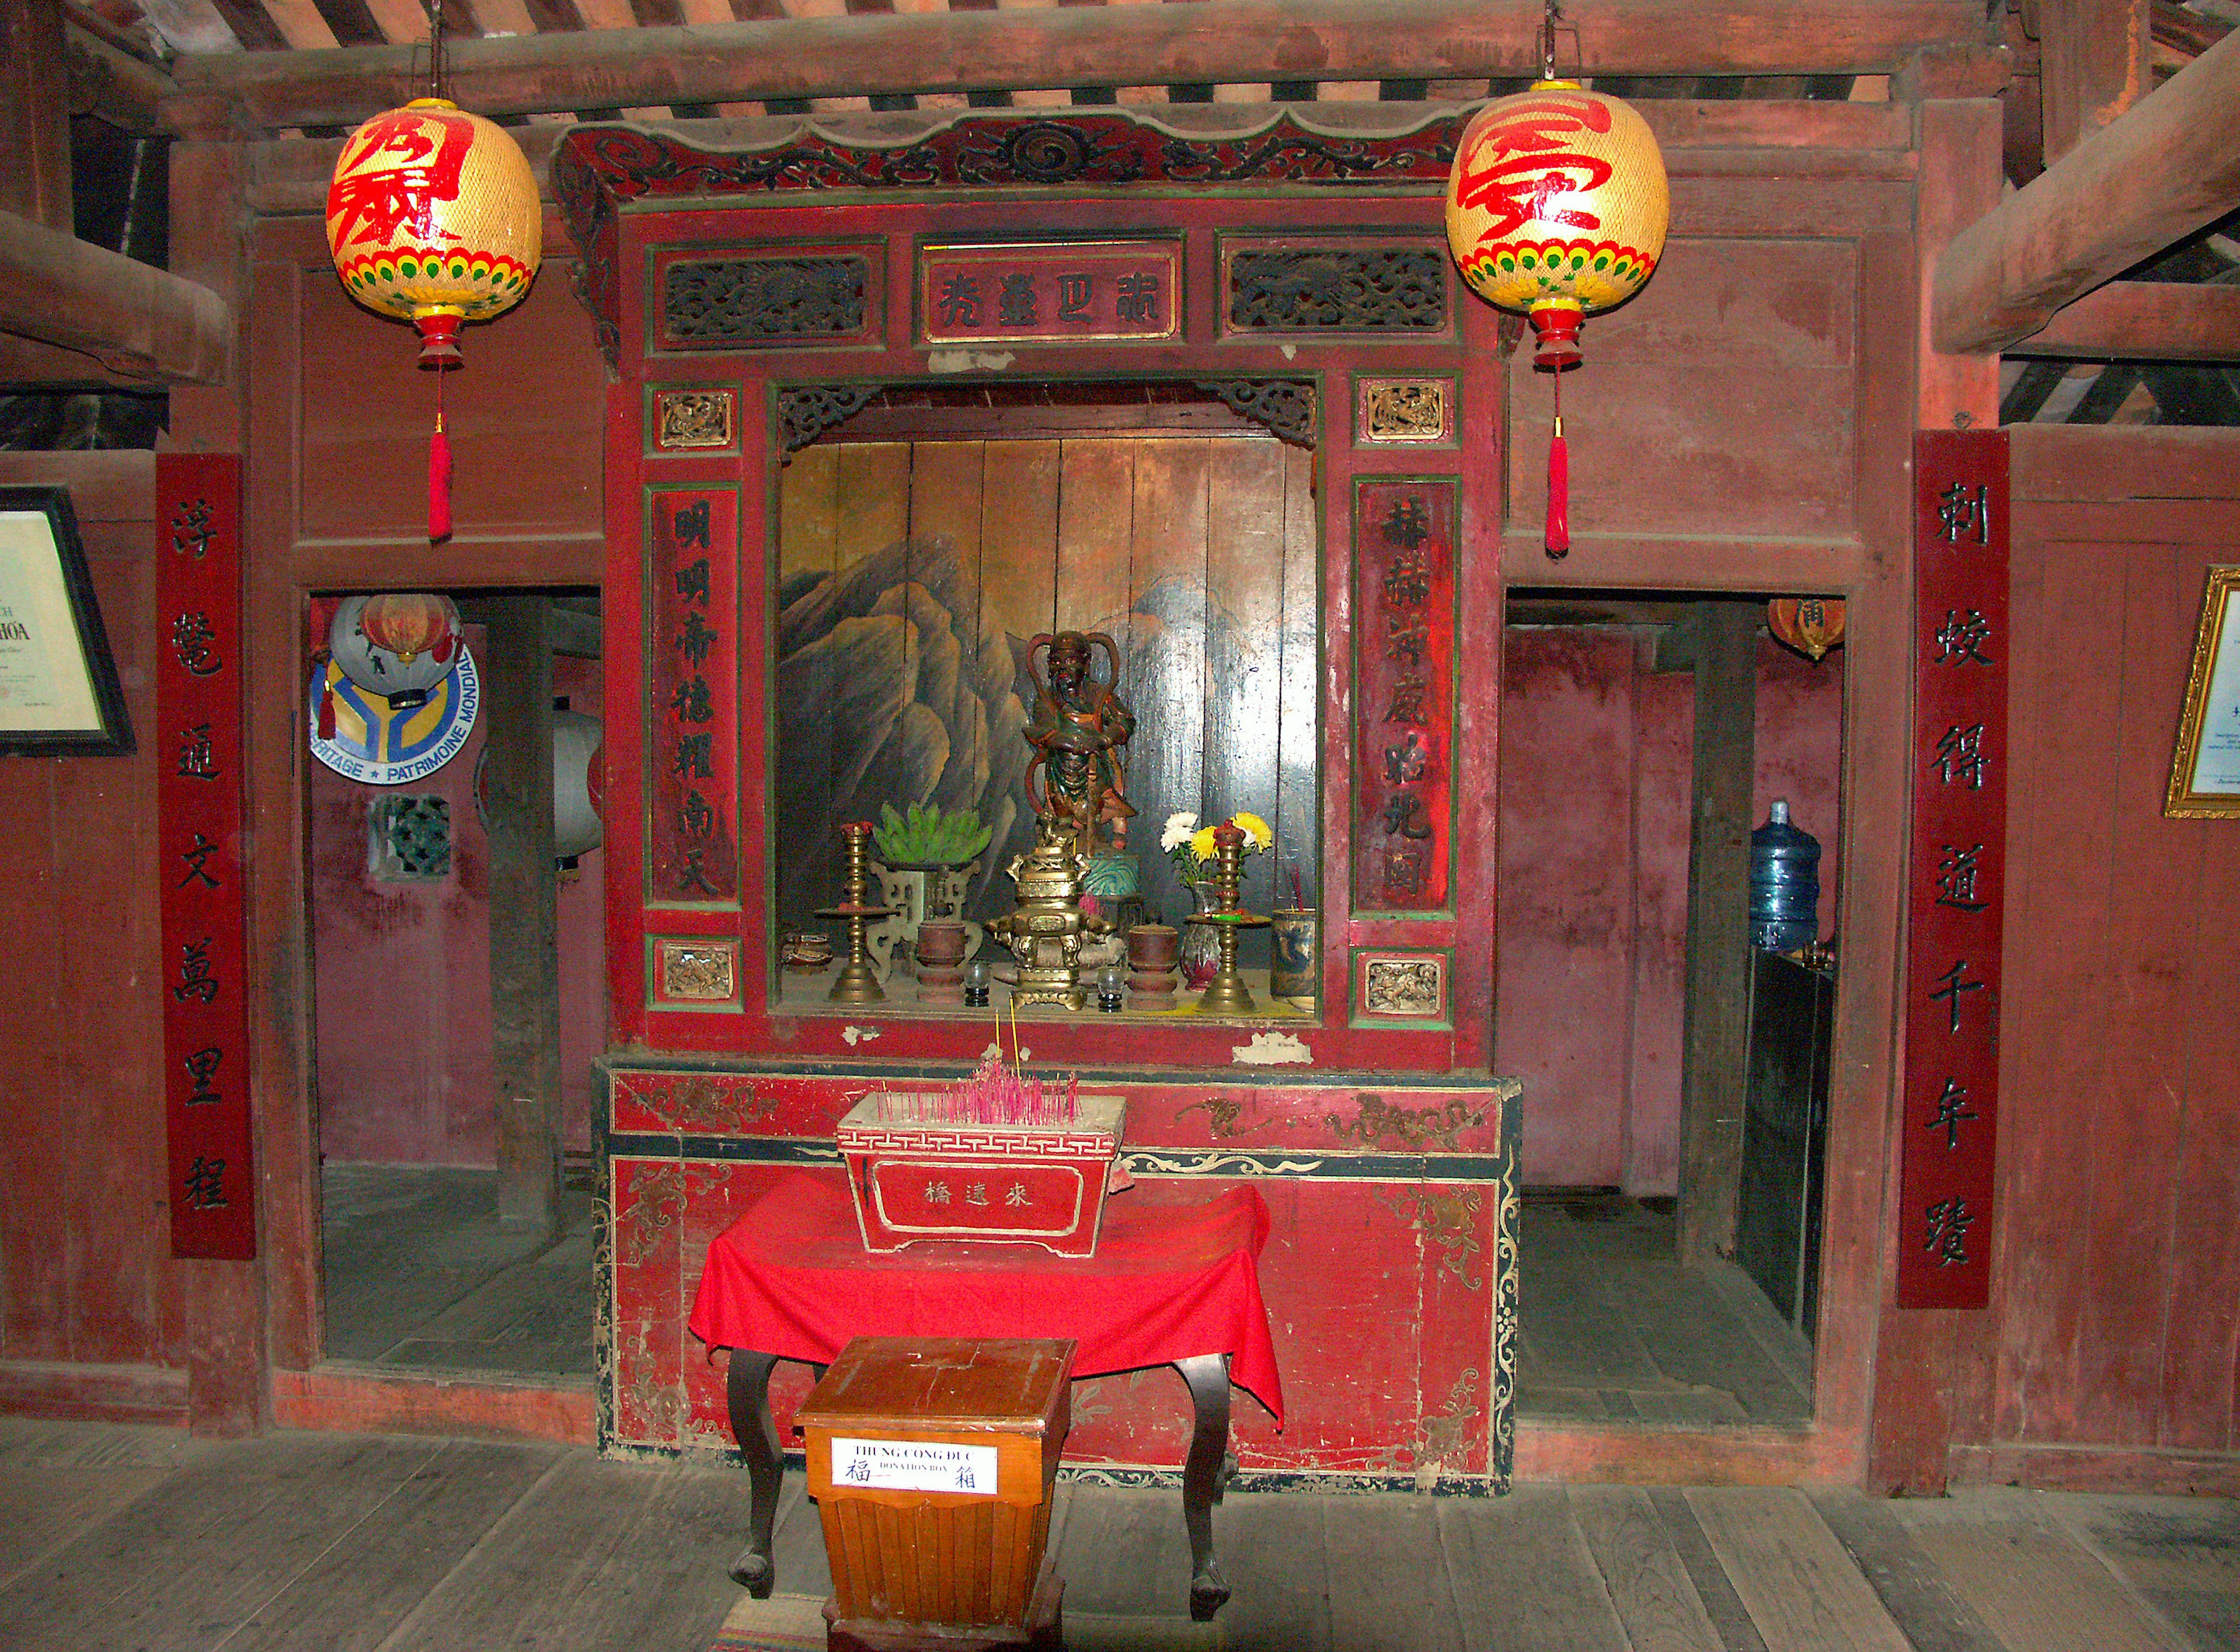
[419,0,447,103]
[1538,0,1580,85]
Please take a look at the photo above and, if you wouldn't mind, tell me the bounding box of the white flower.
[1160,811,1198,853]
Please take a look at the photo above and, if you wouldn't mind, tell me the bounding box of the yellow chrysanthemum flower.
[1190,824,1219,863]
[1231,811,1273,852]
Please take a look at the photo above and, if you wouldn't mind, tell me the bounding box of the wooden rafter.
[158,0,1996,134]
[0,209,233,384]
[1933,27,2240,355]
[2003,279,2240,362]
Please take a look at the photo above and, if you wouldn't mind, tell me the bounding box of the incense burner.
[836,1089,1127,1257]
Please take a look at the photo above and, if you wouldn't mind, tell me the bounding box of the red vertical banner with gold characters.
[1898,430,2008,1308]
[1353,480,1456,914]
[156,454,256,1260]
[646,485,739,907]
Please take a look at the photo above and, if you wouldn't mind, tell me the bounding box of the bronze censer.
[990,828,1112,1010]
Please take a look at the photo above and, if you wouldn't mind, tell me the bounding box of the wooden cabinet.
[1735,951,1834,1339]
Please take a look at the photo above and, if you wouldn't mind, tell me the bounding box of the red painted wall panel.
[1993,473,2240,1453]
[0,456,185,1375]
[1496,628,1843,1192]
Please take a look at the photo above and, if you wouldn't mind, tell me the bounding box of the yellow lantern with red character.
[325,95,541,542]
[1444,13,1668,559]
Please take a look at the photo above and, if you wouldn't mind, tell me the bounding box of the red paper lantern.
[1769,597,1847,662]
[326,97,541,542]
[359,591,461,665]
[1444,38,1669,560]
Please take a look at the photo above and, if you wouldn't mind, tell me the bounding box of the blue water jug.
[1749,799,1821,953]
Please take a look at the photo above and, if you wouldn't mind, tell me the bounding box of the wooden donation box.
[797,1336,1073,1648]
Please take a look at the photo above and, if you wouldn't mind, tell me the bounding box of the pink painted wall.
[310,631,607,1167]
[1496,625,1843,1192]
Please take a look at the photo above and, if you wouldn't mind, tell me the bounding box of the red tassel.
[1545,415,1570,560]
[429,416,453,543]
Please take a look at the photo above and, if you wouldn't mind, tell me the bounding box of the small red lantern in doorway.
[324,4,541,544]
[359,591,461,666]
[1768,597,1847,662]
[1444,1,1669,559]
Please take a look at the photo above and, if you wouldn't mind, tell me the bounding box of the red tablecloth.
[688,1170,1284,1424]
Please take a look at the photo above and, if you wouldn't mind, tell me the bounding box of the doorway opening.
[307,586,607,1381]
[1498,590,1844,1426]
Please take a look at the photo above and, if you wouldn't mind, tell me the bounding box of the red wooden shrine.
[560,111,1525,1487]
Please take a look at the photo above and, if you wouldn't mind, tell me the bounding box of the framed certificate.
[2166,565,2240,818]
[0,487,134,757]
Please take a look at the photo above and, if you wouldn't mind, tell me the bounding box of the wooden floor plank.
[1439,1485,1630,1651]
[1805,1489,2008,1652]
[1198,1487,1330,1651]
[1686,1487,1914,1652]
[553,1458,757,1650]
[1648,1486,1772,1652]
[1325,1493,1465,1652]
[0,1417,197,1469]
[372,1450,667,1651]
[1572,1484,1724,1652]
[214,1440,561,1652]
[0,1465,175,1593]
[0,1433,447,1652]
[1889,1490,2186,1652]
[1054,1485,1199,1621]
[2038,1493,2240,1652]
[769,1462,836,1601]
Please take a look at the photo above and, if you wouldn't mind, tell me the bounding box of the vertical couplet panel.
[646,485,741,909]
[1352,479,1457,914]
[1897,430,2008,1310]
[156,454,256,1260]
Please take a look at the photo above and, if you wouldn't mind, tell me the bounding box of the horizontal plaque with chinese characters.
[918,241,1182,345]
[1898,430,2008,1310]
[156,454,256,1262]
[647,487,740,907]
[1353,480,1457,914]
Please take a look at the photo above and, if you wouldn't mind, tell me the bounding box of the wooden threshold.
[1517,1420,1859,1486]
[272,1364,596,1446]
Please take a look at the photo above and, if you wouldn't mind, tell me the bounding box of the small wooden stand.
[796,1336,1074,1651]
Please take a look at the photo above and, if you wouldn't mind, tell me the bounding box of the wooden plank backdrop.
[772,432,1316,959]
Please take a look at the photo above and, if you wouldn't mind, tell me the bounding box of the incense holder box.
[836,1094,1127,1257]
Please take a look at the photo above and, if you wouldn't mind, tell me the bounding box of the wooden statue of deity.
[1023,630,1136,855]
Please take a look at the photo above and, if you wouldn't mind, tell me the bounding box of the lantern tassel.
[429,380,453,543]
[1545,411,1570,561]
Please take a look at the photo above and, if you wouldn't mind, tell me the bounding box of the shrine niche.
[558,108,1518,1494]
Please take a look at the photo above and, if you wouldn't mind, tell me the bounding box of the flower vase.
[1180,883,1223,989]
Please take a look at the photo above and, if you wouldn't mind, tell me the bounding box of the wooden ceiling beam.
[0,209,233,386]
[159,0,1996,133]
[66,20,177,134]
[1933,29,2240,355]
[2001,279,2240,362]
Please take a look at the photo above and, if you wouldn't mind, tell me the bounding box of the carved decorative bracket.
[1194,379,1317,448]
[778,384,883,454]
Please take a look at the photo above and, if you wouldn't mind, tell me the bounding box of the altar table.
[688,1168,1283,1619]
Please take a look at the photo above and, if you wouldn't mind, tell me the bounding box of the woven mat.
[709,1594,1227,1651]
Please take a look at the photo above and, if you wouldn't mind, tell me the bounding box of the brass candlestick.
[1190,820,1268,1013]
[817,821,892,1005]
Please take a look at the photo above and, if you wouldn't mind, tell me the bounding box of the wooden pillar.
[1672,602,1758,1268]
[0,0,71,230]
[484,596,563,1231]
